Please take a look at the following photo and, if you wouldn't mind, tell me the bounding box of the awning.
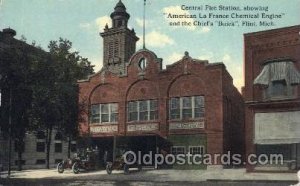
[254,111,300,144]
[254,61,300,86]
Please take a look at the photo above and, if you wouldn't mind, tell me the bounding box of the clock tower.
[100,0,139,75]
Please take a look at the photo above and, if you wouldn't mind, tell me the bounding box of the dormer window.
[254,59,300,100]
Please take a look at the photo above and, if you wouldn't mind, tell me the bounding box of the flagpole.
[143,0,146,49]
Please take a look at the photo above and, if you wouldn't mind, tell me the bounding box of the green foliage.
[46,38,94,137]
[0,36,94,168]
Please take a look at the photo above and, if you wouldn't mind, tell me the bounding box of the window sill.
[90,122,118,125]
[126,120,159,124]
[168,118,204,122]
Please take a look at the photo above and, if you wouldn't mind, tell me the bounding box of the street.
[0,179,296,186]
[0,168,298,186]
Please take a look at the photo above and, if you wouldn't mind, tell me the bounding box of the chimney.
[2,28,16,38]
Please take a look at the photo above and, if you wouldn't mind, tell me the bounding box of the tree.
[48,38,94,158]
[29,38,94,168]
[1,36,94,170]
[0,39,39,171]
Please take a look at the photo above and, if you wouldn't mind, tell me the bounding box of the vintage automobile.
[106,152,142,175]
[57,148,99,174]
[57,158,80,173]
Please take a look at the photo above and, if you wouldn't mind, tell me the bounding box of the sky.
[0,0,300,90]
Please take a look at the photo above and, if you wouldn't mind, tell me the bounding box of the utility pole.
[8,88,12,176]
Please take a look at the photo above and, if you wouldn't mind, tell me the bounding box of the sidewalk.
[0,168,299,182]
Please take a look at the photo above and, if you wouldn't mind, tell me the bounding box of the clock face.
[138,57,147,70]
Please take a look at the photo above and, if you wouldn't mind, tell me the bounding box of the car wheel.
[72,162,80,174]
[57,162,64,173]
[106,164,112,175]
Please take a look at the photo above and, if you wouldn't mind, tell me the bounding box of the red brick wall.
[244,25,300,171]
[222,69,245,158]
[244,25,300,102]
[78,49,243,155]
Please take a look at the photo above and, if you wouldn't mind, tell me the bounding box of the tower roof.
[110,0,130,19]
[115,0,126,12]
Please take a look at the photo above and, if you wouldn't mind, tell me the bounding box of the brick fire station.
[78,0,244,169]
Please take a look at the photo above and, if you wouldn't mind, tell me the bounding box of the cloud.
[79,22,91,29]
[89,57,103,72]
[222,54,231,61]
[165,52,182,65]
[95,16,111,31]
[198,51,214,61]
[222,54,244,91]
[79,16,112,33]
[135,18,151,28]
[162,6,196,31]
[199,27,210,33]
[137,30,174,48]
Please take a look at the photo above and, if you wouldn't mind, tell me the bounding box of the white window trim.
[169,98,180,120]
[192,96,195,118]
[170,96,205,120]
[149,100,158,120]
[171,146,186,155]
[180,98,183,119]
[128,100,158,122]
[188,145,205,155]
[91,103,118,124]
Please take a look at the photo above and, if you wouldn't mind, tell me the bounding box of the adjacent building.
[78,0,244,169]
[244,25,300,171]
[0,28,76,170]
